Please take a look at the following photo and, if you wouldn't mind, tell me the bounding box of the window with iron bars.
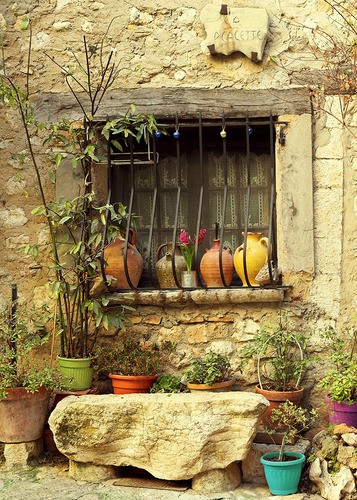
[106,115,281,289]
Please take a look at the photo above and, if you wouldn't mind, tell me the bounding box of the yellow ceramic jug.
[234,232,269,286]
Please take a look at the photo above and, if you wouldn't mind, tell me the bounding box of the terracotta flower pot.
[109,374,158,394]
[0,387,51,443]
[187,380,234,392]
[255,385,304,429]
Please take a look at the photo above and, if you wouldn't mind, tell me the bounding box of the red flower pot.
[109,374,158,394]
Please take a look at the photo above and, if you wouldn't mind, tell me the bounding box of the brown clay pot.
[109,374,158,394]
[0,387,51,443]
[200,239,234,287]
[42,425,58,453]
[156,242,186,288]
[187,380,234,392]
[255,385,304,429]
[103,230,143,289]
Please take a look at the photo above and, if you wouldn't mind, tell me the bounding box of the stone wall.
[0,0,356,426]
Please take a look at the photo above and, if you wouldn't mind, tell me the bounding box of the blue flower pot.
[260,451,305,496]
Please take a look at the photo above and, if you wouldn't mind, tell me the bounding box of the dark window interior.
[110,118,275,287]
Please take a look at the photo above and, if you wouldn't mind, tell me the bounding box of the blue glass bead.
[154,130,161,139]
[248,126,253,135]
[173,130,180,139]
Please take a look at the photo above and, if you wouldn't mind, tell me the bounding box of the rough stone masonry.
[49,392,268,491]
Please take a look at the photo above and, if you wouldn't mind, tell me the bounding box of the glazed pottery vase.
[255,385,304,430]
[181,270,198,288]
[156,242,186,288]
[200,239,234,287]
[325,396,357,426]
[0,387,51,443]
[103,230,143,289]
[57,356,94,391]
[234,232,269,286]
[261,451,306,496]
[187,380,234,392]
[109,374,158,394]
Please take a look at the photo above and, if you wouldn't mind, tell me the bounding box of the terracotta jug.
[234,232,269,286]
[156,242,186,288]
[103,230,143,289]
[200,239,234,287]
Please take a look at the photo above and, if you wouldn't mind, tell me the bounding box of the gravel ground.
[0,453,323,500]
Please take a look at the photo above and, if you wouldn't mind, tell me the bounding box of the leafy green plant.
[150,374,187,393]
[318,326,357,404]
[0,301,66,400]
[239,318,310,391]
[184,351,233,386]
[28,191,134,358]
[267,401,318,462]
[0,19,161,359]
[97,335,175,377]
[102,104,160,150]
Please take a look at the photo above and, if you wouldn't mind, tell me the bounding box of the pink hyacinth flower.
[179,230,190,245]
[198,228,207,245]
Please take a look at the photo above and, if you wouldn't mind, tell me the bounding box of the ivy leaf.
[20,18,30,31]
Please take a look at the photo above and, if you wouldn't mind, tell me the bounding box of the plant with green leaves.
[150,374,188,393]
[97,335,175,377]
[318,326,357,404]
[29,192,135,358]
[267,401,318,462]
[0,18,160,359]
[0,300,66,400]
[102,105,160,150]
[239,317,310,391]
[184,351,233,386]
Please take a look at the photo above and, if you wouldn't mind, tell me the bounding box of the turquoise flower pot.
[260,451,305,496]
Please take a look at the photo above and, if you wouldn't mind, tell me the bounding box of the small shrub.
[184,351,233,386]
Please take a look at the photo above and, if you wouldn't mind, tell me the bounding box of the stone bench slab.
[49,392,268,483]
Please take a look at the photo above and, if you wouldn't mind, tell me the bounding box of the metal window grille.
[103,115,283,289]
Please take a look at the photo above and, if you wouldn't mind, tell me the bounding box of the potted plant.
[184,351,234,392]
[30,192,135,390]
[260,400,317,496]
[150,374,188,393]
[318,326,357,426]
[97,334,175,394]
[178,228,207,288]
[0,20,160,390]
[0,290,66,443]
[239,317,310,428]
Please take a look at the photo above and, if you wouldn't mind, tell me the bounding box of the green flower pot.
[260,451,305,496]
[58,356,94,391]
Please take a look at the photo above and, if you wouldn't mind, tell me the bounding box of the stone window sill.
[107,287,287,306]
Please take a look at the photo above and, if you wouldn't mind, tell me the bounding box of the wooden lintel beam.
[33,87,311,122]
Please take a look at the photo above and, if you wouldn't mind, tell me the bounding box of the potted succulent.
[0,289,66,443]
[97,334,175,394]
[261,400,317,496]
[318,326,357,426]
[184,351,234,392]
[239,317,310,428]
[0,20,159,390]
